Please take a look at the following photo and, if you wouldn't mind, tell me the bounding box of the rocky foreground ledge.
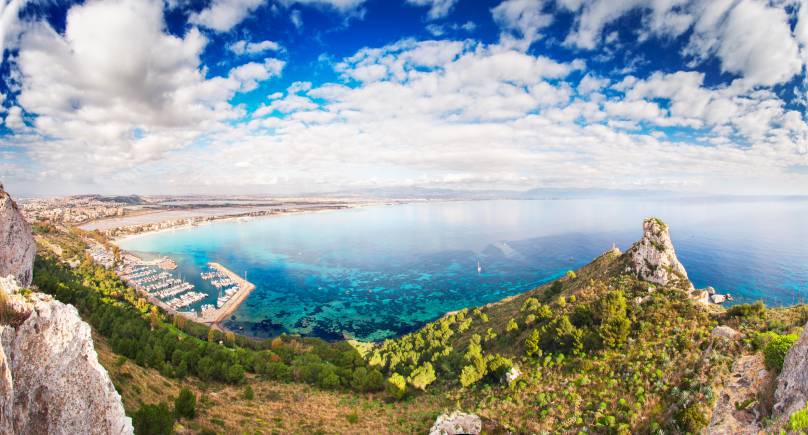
[0,184,133,434]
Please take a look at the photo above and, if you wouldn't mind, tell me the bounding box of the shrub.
[407,362,436,390]
[540,315,582,354]
[486,354,513,380]
[507,319,519,332]
[676,404,707,433]
[787,403,808,432]
[134,402,173,435]
[596,290,631,349]
[386,373,407,399]
[521,297,540,313]
[763,333,799,372]
[726,301,765,319]
[242,385,254,400]
[460,365,482,387]
[525,329,540,357]
[566,270,577,280]
[318,367,341,389]
[351,367,385,392]
[174,388,196,420]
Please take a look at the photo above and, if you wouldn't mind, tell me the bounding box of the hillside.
[364,218,808,433]
[22,213,808,434]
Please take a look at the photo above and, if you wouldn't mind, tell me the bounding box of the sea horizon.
[117,197,808,341]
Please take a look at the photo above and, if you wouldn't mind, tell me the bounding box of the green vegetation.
[30,224,808,434]
[595,290,631,349]
[762,332,798,372]
[726,301,766,319]
[242,384,254,400]
[385,373,407,399]
[133,402,173,435]
[363,248,733,432]
[677,403,708,433]
[32,252,385,395]
[407,362,436,390]
[174,388,196,419]
[788,403,808,432]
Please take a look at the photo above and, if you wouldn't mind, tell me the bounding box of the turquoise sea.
[118,198,808,341]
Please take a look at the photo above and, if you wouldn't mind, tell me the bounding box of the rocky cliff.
[624,217,693,290]
[773,322,808,420]
[0,185,133,434]
[0,184,35,286]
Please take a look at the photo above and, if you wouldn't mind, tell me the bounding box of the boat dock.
[113,255,254,326]
[195,262,256,324]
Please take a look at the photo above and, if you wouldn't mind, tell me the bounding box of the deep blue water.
[118,199,808,341]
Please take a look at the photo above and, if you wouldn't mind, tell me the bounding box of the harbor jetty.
[110,249,255,327]
[196,262,256,324]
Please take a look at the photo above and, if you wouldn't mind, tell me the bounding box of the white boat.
[477,260,482,274]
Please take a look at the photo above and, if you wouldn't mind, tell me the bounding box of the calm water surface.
[118,199,808,341]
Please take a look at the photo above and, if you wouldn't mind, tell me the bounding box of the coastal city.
[20,194,129,224]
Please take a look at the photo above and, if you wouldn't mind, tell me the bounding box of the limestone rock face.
[0,185,132,434]
[0,289,134,434]
[773,322,808,420]
[429,411,482,435]
[0,184,35,287]
[624,218,692,289]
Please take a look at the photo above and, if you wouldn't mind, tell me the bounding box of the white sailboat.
[477,260,482,274]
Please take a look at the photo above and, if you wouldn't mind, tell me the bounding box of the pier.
[196,262,256,324]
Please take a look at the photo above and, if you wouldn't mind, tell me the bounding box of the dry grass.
[94,333,448,434]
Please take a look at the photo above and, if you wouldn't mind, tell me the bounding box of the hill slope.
[365,218,807,433]
[26,213,808,434]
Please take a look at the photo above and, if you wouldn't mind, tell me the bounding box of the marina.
[195,262,256,324]
[113,251,256,328]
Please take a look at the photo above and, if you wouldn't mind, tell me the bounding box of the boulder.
[690,289,710,305]
[0,288,133,434]
[504,366,521,384]
[711,325,741,341]
[773,322,808,420]
[624,218,693,290]
[0,185,35,287]
[711,294,727,304]
[429,411,482,435]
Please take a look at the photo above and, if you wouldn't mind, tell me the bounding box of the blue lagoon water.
[118,199,808,341]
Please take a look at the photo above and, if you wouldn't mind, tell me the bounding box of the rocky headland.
[0,184,133,434]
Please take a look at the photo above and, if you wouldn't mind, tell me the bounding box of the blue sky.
[0,0,807,195]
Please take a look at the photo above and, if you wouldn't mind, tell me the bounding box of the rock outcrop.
[0,185,133,434]
[625,217,693,290]
[0,184,35,287]
[429,411,482,435]
[707,354,769,434]
[711,325,741,341]
[773,322,808,420]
